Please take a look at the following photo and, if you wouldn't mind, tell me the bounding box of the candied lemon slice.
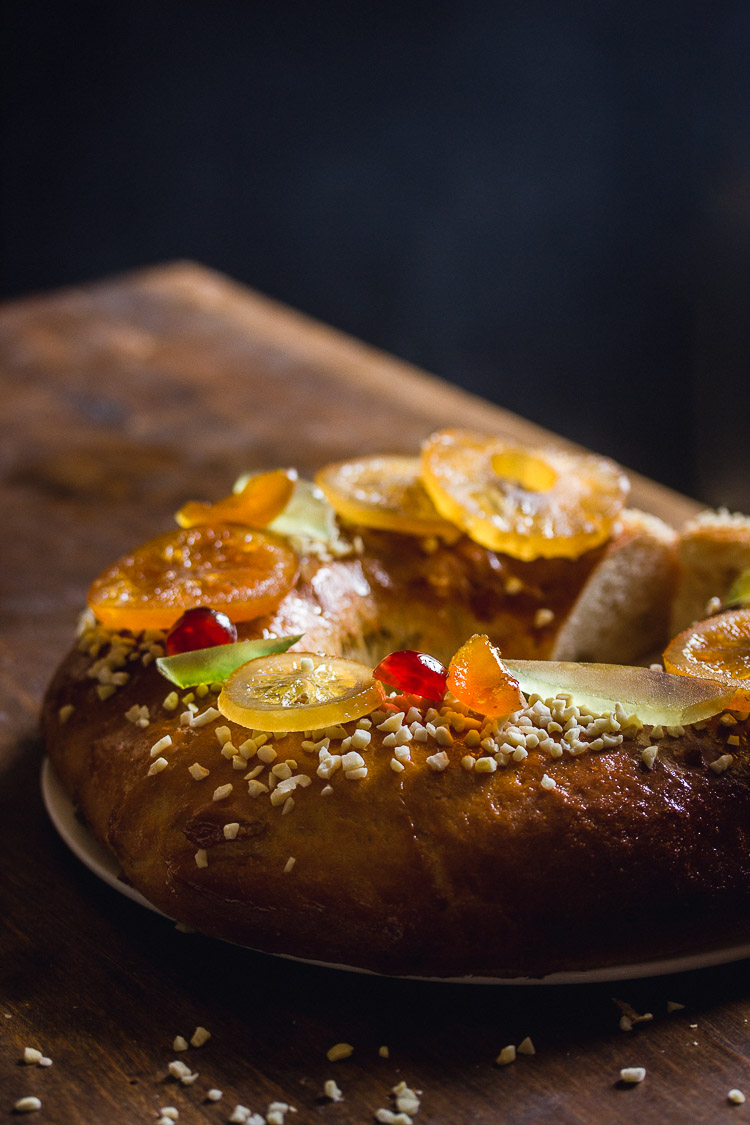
[219,652,384,732]
[88,524,299,632]
[421,429,629,561]
[315,455,460,539]
[447,634,525,716]
[663,608,750,710]
[176,468,297,529]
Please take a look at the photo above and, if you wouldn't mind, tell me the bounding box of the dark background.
[3,1,750,507]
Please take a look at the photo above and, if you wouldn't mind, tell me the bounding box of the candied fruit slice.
[166,607,238,655]
[156,635,302,688]
[373,650,448,700]
[265,478,339,541]
[315,455,460,539]
[663,608,750,710]
[421,429,629,561]
[504,658,734,726]
[176,468,297,529]
[447,634,525,717]
[88,524,298,632]
[219,652,383,732]
[725,569,750,609]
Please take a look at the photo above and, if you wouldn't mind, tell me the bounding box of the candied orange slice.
[447,634,525,717]
[175,468,297,530]
[88,524,299,632]
[314,455,460,539]
[219,652,383,732]
[663,608,750,710]
[421,429,629,560]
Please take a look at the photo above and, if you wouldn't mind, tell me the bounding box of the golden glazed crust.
[40,523,750,980]
[42,634,750,979]
[238,510,678,667]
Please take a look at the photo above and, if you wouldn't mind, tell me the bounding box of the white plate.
[41,758,750,985]
[42,757,168,917]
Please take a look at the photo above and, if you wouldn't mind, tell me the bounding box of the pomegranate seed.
[166,607,238,656]
[373,650,448,700]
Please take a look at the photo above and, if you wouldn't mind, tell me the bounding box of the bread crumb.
[379,1045,390,1058]
[172,1036,188,1051]
[641,746,658,769]
[190,1026,211,1047]
[517,1036,535,1055]
[323,1079,343,1102]
[620,1067,646,1084]
[191,706,221,728]
[168,1060,191,1078]
[495,1045,516,1066]
[374,1110,412,1125]
[729,1089,746,1105]
[150,734,172,758]
[13,1097,42,1113]
[326,1042,353,1062]
[392,1081,421,1115]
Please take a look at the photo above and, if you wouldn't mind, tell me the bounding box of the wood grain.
[3,262,743,1125]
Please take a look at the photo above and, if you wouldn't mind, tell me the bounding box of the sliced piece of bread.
[671,510,750,635]
[552,509,678,663]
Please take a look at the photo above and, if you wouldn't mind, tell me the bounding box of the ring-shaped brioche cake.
[41,433,750,979]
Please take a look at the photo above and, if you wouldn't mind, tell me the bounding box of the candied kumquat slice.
[219,652,384,732]
[421,429,629,561]
[88,524,299,632]
[175,468,297,530]
[314,455,460,539]
[663,607,750,710]
[447,634,525,717]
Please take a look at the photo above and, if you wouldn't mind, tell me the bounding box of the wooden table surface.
[2,262,747,1125]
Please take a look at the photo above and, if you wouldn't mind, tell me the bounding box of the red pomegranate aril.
[165,606,238,656]
[373,650,448,700]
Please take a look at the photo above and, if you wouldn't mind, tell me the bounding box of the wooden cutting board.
[6,262,747,1125]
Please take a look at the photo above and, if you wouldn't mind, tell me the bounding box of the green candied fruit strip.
[156,635,303,689]
[503,659,735,727]
[725,568,750,609]
[233,474,338,541]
